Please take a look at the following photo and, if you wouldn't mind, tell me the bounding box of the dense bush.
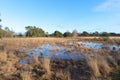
[25,26,45,37]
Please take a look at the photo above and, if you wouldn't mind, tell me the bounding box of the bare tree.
[72,29,78,37]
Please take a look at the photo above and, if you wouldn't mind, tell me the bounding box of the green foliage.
[25,26,45,37]
[101,32,110,37]
[112,66,120,80]
[81,31,89,36]
[63,31,72,37]
[92,31,99,36]
[53,30,63,37]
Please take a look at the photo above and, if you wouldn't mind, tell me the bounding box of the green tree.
[53,30,63,37]
[101,32,110,37]
[63,31,72,37]
[81,31,89,36]
[92,31,99,36]
[25,26,45,37]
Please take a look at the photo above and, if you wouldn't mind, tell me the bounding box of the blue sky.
[0,0,120,33]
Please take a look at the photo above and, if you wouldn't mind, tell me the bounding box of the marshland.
[1,0,120,80]
[0,37,120,80]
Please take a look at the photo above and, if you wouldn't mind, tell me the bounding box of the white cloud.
[94,0,120,11]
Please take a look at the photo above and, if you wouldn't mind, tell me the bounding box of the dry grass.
[0,51,7,62]
[0,38,71,51]
[86,52,112,79]
[86,56,101,77]
[115,50,120,64]
[0,51,19,76]
[20,71,32,80]
[43,55,51,76]
[96,54,111,77]
[33,54,40,64]
[0,37,120,80]
[55,70,71,80]
[0,61,17,75]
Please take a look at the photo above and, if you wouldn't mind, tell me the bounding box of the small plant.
[112,66,120,80]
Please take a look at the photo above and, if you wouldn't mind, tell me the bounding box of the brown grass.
[115,50,120,64]
[33,54,40,65]
[20,71,32,80]
[86,56,101,77]
[55,70,71,80]
[0,37,120,80]
[0,51,7,62]
[43,55,51,76]
[96,54,111,77]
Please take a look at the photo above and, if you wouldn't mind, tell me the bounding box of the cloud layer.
[94,0,120,11]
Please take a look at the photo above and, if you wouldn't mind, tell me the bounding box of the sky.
[0,0,120,33]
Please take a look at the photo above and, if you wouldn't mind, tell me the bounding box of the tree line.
[0,15,120,38]
[0,26,120,38]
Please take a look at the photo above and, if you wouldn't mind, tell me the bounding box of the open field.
[0,37,120,50]
[0,37,120,80]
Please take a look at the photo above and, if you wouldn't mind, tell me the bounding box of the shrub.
[112,66,120,80]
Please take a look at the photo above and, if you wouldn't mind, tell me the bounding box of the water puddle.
[20,42,120,64]
[78,41,120,50]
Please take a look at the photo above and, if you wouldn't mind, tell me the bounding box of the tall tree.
[101,32,110,37]
[92,31,99,36]
[63,31,72,37]
[81,31,89,36]
[25,26,45,37]
[53,30,63,37]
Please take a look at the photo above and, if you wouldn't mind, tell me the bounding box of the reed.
[86,56,101,77]
[43,55,51,76]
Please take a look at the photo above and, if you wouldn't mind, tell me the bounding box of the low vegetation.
[0,38,120,80]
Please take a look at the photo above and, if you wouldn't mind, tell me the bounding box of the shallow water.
[20,42,120,64]
[78,41,120,50]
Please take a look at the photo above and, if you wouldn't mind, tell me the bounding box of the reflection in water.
[20,42,120,64]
